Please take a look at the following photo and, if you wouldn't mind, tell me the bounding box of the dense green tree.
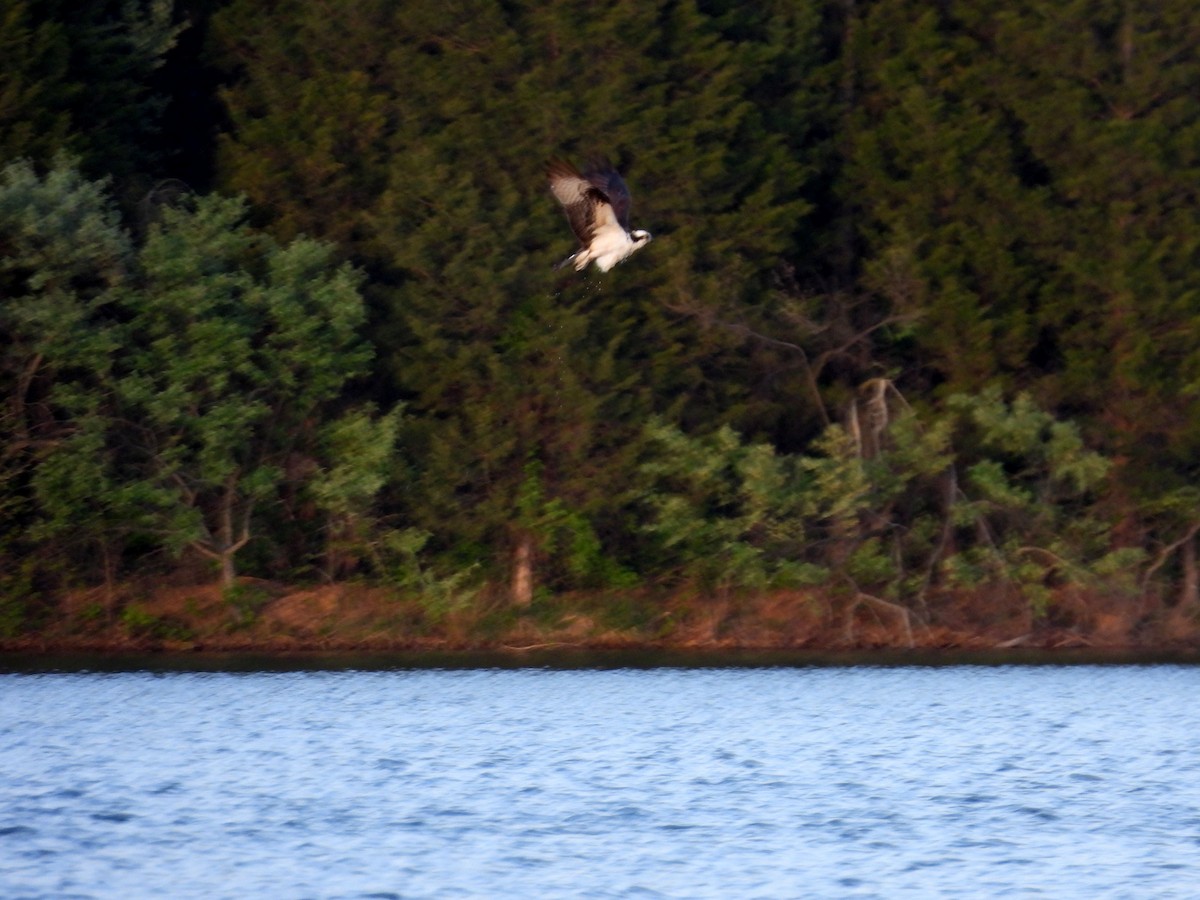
[641,386,1129,622]
[209,0,832,597]
[844,1,1049,394]
[0,157,129,528]
[637,419,819,593]
[0,157,130,622]
[8,0,1200,624]
[936,388,1136,615]
[116,195,373,587]
[306,402,404,580]
[32,191,381,589]
[0,3,73,165]
[990,2,1200,476]
[0,1,183,184]
[209,0,395,254]
[845,0,1200,599]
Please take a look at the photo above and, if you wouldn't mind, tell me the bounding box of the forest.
[2,0,1199,649]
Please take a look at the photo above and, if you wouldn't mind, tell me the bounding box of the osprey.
[547,158,652,272]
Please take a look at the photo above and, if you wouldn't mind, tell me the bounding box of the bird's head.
[630,229,653,248]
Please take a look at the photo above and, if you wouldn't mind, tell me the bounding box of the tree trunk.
[219,551,237,591]
[512,535,533,607]
[218,484,237,590]
[101,540,117,625]
[1180,533,1199,610]
[209,477,252,591]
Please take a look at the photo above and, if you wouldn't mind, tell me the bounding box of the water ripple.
[2,666,1199,898]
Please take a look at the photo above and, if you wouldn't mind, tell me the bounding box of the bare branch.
[1141,520,1200,596]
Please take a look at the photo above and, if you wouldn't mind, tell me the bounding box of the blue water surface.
[2,665,1199,898]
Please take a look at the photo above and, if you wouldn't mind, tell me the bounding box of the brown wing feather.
[547,159,616,246]
[583,159,633,231]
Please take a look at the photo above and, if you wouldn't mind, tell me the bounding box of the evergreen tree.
[209,0,831,596]
[640,387,1129,620]
[0,157,129,529]
[0,3,73,165]
[998,0,1200,599]
[209,0,395,253]
[845,0,1200,595]
[0,157,130,616]
[991,2,1200,466]
[0,2,183,183]
[34,192,380,589]
[844,0,1049,395]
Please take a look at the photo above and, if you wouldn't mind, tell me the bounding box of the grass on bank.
[4,577,1199,654]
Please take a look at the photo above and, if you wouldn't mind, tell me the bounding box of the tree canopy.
[4,0,1200,636]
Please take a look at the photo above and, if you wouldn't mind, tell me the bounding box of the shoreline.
[6,647,1200,673]
[4,580,1199,667]
[5,633,1200,672]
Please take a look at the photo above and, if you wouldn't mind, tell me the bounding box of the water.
[2,665,1199,898]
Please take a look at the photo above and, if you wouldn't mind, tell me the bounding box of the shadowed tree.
[0,157,131,614]
[34,192,380,589]
[209,0,831,598]
[844,0,1200,604]
[0,1,183,184]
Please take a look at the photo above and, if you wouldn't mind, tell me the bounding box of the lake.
[2,661,1199,898]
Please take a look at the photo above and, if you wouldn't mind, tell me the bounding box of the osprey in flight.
[547,158,652,273]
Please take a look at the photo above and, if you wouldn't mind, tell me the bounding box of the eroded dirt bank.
[4,580,1199,660]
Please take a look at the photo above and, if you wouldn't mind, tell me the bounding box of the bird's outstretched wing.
[582,159,633,231]
[547,158,620,246]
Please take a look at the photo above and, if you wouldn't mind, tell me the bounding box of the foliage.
[5,165,388,590]
[208,0,832,596]
[941,388,1137,613]
[640,390,1129,615]
[6,1,1200,629]
[0,1,184,183]
[95,194,374,586]
[0,156,131,586]
[369,528,481,623]
[639,419,823,593]
[845,0,1200,490]
[120,601,193,641]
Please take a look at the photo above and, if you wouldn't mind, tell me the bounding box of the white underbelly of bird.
[575,225,640,273]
